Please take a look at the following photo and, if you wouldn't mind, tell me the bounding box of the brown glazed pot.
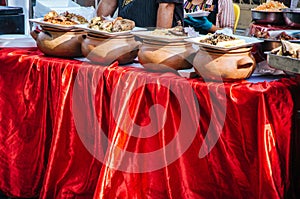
[193,47,256,81]
[30,27,84,57]
[80,33,141,65]
[137,40,196,72]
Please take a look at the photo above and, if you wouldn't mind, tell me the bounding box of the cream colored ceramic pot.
[80,33,141,65]
[137,40,197,72]
[193,47,256,81]
[30,27,83,57]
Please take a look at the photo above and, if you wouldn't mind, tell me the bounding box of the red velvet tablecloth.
[0,48,300,199]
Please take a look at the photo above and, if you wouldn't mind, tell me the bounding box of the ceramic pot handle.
[237,56,254,69]
[80,35,96,51]
[30,30,40,41]
[78,34,87,43]
[42,31,53,39]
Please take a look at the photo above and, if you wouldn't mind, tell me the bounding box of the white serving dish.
[184,10,210,18]
[131,30,190,43]
[29,18,88,31]
[185,34,263,51]
[81,26,146,36]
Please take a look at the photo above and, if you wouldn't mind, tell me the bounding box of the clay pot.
[193,47,256,81]
[80,33,141,65]
[137,40,197,72]
[30,27,84,57]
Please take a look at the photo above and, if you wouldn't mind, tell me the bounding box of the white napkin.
[215,28,233,35]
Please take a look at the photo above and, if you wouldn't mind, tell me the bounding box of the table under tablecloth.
[0,48,300,199]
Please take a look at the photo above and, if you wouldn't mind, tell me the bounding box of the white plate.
[184,10,210,18]
[185,34,263,51]
[131,30,190,42]
[82,26,147,36]
[29,18,88,30]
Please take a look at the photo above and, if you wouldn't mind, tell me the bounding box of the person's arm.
[184,16,219,32]
[207,25,219,33]
[156,3,175,28]
[97,0,118,18]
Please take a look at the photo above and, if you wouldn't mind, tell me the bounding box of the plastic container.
[34,0,80,18]
[34,0,95,21]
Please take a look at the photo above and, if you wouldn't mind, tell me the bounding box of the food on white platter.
[88,17,135,32]
[199,33,246,47]
[43,11,88,25]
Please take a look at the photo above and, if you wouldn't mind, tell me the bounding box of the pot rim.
[41,26,85,33]
[87,32,134,39]
[143,39,191,46]
[251,9,284,13]
[199,47,252,54]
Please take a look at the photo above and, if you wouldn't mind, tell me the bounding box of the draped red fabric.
[0,48,300,199]
[92,68,299,199]
[0,48,48,197]
[40,60,105,199]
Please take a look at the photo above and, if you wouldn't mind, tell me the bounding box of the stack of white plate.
[0,34,37,48]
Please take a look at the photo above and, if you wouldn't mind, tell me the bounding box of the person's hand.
[184,16,213,31]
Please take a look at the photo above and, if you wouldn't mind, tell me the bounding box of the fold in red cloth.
[0,48,299,199]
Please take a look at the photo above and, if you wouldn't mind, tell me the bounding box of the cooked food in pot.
[271,40,300,59]
[43,11,88,25]
[276,32,298,40]
[253,1,287,11]
[89,17,135,32]
[252,29,270,39]
[253,29,298,40]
